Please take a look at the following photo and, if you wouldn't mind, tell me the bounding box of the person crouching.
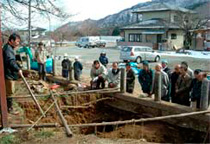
[107,62,120,88]
[90,60,107,89]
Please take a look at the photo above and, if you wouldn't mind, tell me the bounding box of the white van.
[76,36,100,48]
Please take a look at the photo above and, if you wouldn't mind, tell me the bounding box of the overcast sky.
[61,0,151,21]
[46,0,151,29]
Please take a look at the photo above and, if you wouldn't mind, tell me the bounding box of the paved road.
[53,46,210,74]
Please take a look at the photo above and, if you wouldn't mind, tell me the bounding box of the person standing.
[73,56,83,81]
[175,65,192,106]
[190,69,202,108]
[161,60,171,78]
[3,33,22,113]
[138,61,154,96]
[107,62,120,88]
[61,53,71,79]
[171,64,181,103]
[35,42,47,80]
[181,61,194,78]
[90,60,107,89]
[153,64,169,101]
[99,52,108,67]
[126,63,135,93]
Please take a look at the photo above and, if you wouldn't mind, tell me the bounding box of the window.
[171,33,177,40]
[122,47,132,52]
[129,34,142,42]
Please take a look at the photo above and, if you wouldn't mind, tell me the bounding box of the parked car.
[76,36,100,48]
[120,46,161,64]
[96,40,106,47]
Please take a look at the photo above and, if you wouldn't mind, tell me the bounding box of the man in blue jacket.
[99,52,108,67]
[3,33,22,113]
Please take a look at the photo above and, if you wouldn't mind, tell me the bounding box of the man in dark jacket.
[61,53,71,79]
[138,61,154,96]
[126,63,135,93]
[3,33,22,113]
[99,52,108,67]
[175,64,192,106]
[190,69,202,108]
[171,64,181,103]
[73,56,83,81]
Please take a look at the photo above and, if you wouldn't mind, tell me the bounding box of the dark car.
[96,40,106,47]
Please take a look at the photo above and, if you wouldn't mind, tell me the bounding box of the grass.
[34,130,54,139]
[0,135,21,144]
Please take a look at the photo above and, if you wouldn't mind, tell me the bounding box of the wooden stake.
[51,92,73,137]
[20,73,45,117]
[120,68,126,93]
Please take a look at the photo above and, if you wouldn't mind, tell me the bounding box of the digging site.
[0,69,209,144]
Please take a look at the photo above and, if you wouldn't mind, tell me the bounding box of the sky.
[48,0,151,29]
[2,0,151,30]
[61,0,151,21]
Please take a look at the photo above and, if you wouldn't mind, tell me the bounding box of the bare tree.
[174,11,210,49]
[1,0,70,35]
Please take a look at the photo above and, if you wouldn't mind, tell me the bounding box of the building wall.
[167,30,184,49]
[124,29,184,49]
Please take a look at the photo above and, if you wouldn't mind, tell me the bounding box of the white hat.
[75,56,79,60]
[64,53,68,57]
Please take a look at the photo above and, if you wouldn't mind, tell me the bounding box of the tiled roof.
[133,3,195,13]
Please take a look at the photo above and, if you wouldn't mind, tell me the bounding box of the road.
[52,46,210,75]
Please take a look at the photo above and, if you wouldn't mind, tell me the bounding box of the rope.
[67,110,210,127]
[12,88,119,99]
[61,97,114,109]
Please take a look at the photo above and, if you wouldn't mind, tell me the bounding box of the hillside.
[54,0,210,40]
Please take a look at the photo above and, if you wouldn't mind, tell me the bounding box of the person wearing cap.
[35,42,47,80]
[73,56,83,81]
[90,60,107,89]
[153,64,169,101]
[61,53,71,79]
[99,52,109,67]
[126,63,135,93]
[171,64,181,103]
[175,64,192,106]
[161,60,171,79]
[190,69,202,108]
[138,61,154,96]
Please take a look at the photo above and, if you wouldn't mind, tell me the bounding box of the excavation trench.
[14,93,208,143]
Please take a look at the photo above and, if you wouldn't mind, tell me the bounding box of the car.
[96,40,106,47]
[120,46,161,64]
[76,36,100,48]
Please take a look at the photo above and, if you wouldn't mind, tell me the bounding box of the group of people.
[138,60,209,108]
[2,33,209,114]
[90,60,136,93]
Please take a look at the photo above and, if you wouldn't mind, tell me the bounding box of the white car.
[120,46,161,63]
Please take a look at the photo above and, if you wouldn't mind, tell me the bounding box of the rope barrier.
[67,110,210,127]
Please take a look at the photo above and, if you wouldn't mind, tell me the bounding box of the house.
[18,26,47,43]
[120,3,195,50]
[191,20,210,51]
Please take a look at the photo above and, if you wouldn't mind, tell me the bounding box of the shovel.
[20,73,45,117]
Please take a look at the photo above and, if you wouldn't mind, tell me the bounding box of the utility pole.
[28,0,32,47]
[0,4,9,128]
